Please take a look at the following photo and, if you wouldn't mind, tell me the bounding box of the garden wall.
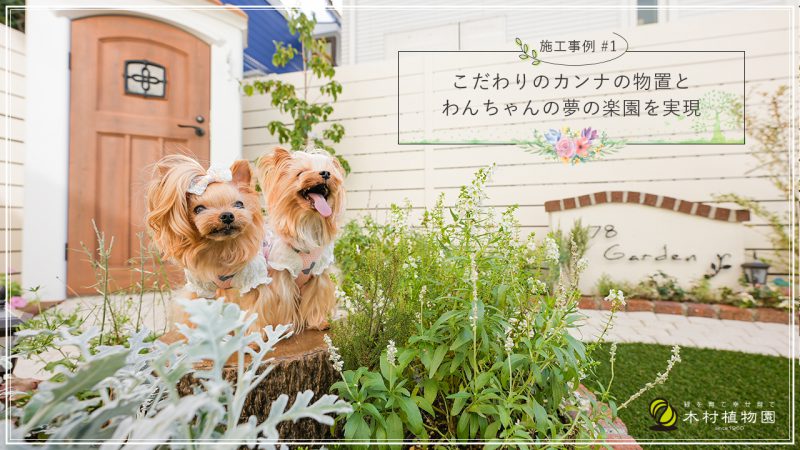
[242,10,795,280]
[0,24,25,283]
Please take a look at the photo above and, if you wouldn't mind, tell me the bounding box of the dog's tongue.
[309,192,332,217]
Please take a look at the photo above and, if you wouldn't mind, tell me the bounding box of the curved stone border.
[579,296,792,324]
[545,191,750,223]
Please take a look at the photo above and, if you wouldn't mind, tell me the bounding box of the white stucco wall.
[23,0,247,299]
[550,203,747,293]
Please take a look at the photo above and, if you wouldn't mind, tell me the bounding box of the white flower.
[323,334,344,373]
[544,236,560,263]
[530,278,547,295]
[618,345,681,411]
[386,340,397,366]
[334,287,351,310]
[504,326,514,354]
[604,289,626,307]
[469,255,479,329]
[576,257,589,273]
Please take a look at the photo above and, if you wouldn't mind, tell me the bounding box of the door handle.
[177,124,205,137]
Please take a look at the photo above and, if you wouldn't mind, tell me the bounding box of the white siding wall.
[0,24,25,283]
[341,0,789,65]
[243,9,796,275]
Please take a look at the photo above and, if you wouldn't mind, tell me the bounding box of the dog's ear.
[257,146,292,178]
[230,160,252,186]
[331,155,346,178]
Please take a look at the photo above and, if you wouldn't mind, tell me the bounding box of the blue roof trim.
[221,1,303,74]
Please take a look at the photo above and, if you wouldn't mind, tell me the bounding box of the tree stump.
[166,329,339,441]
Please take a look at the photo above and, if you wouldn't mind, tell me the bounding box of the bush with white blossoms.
[329,167,613,443]
[3,299,351,449]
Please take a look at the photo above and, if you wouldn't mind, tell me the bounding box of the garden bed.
[579,296,793,324]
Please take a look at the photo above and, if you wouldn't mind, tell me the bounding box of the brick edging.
[578,297,793,324]
[573,384,642,449]
[545,191,750,223]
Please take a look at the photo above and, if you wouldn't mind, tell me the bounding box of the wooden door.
[67,15,210,295]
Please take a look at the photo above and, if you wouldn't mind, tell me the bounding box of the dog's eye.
[193,205,207,214]
[233,201,244,209]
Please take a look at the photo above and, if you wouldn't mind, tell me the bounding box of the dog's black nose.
[319,171,330,180]
[219,212,235,224]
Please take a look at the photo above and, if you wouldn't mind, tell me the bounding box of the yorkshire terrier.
[146,154,276,334]
[145,150,344,335]
[257,147,345,331]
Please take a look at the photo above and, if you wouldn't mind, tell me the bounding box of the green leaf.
[449,391,471,416]
[449,327,472,351]
[531,398,548,435]
[361,402,387,429]
[456,411,470,438]
[386,412,404,441]
[422,378,438,405]
[484,420,501,439]
[398,396,424,436]
[428,344,447,378]
[343,411,370,441]
[413,395,434,416]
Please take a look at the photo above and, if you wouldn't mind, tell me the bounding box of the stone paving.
[570,309,798,358]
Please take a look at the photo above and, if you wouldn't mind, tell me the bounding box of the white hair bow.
[187,167,232,195]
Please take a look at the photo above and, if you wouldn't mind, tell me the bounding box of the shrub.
[594,274,634,298]
[242,10,349,172]
[329,167,609,443]
[6,299,351,447]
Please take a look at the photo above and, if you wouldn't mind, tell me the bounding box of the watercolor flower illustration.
[520,126,625,164]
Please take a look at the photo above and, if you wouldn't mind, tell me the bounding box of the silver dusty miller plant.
[3,299,351,449]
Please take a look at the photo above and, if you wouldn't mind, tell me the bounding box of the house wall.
[242,9,797,284]
[340,0,790,65]
[0,24,26,284]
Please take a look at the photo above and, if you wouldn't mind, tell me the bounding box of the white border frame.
[3,3,796,447]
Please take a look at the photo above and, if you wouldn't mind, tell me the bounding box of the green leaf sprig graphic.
[515,37,541,65]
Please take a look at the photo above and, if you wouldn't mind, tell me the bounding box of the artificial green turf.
[587,343,797,449]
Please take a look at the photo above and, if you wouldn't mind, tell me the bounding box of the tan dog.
[146,155,280,334]
[257,147,345,331]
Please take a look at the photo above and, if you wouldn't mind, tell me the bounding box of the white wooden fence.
[1,24,25,283]
[239,10,793,275]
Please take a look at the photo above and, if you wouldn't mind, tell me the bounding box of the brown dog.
[257,148,345,331]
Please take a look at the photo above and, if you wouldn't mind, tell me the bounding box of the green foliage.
[714,85,795,279]
[6,300,351,447]
[330,167,609,444]
[1,272,22,298]
[77,224,173,347]
[594,272,790,309]
[242,10,349,173]
[0,0,25,32]
[550,219,590,285]
[12,307,87,373]
[687,277,715,303]
[638,271,686,301]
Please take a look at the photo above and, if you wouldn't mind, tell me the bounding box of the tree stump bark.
[167,329,339,441]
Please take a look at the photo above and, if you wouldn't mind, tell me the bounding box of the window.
[319,35,339,67]
[637,0,659,25]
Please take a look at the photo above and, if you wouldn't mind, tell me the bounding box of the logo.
[649,398,678,431]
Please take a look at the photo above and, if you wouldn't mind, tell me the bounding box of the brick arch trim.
[544,191,750,223]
